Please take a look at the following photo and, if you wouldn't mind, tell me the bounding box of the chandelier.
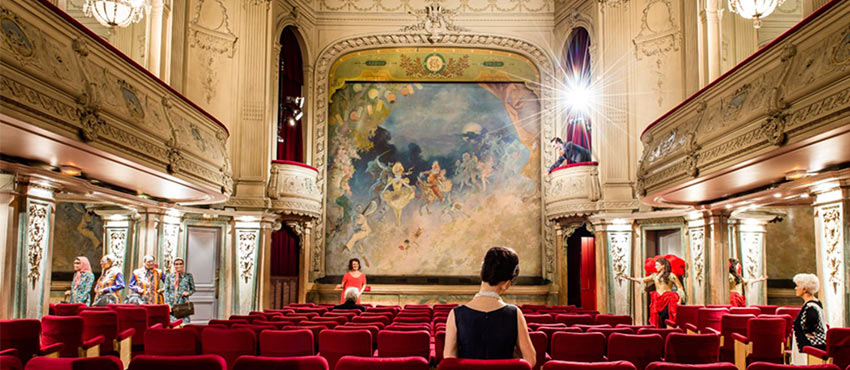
[83,0,149,28]
[728,0,786,29]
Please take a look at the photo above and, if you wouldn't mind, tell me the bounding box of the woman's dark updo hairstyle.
[729,258,742,285]
[656,257,671,285]
[348,258,361,271]
[480,247,520,286]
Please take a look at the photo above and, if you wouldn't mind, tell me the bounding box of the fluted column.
[704,0,723,81]
[13,181,59,318]
[0,173,15,318]
[147,0,165,77]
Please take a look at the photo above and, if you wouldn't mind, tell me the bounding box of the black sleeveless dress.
[453,304,518,360]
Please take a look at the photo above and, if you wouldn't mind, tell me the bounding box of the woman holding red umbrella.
[619,255,686,328]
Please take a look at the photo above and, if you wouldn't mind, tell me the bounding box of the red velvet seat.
[295,307,330,316]
[434,331,446,365]
[24,356,122,370]
[607,333,664,370]
[729,308,761,316]
[394,316,431,324]
[664,333,720,364]
[525,314,556,325]
[287,303,316,308]
[200,328,255,370]
[666,306,701,329]
[759,315,794,346]
[751,306,777,315]
[314,316,348,325]
[732,317,786,366]
[318,329,372,370]
[0,350,22,370]
[144,328,198,356]
[259,329,314,356]
[230,323,276,339]
[0,319,63,364]
[326,312,358,320]
[645,362,737,370]
[41,316,103,358]
[539,327,582,352]
[588,327,633,339]
[746,363,841,370]
[774,308,801,321]
[596,315,633,327]
[714,314,756,363]
[337,325,380,350]
[128,354,227,370]
[352,316,391,326]
[437,358,532,370]
[80,310,133,356]
[232,355,329,370]
[685,308,728,334]
[111,306,148,351]
[555,314,594,327]
[803,328,850,370]
[575,324,612,332]
[54,304,85,317]
[542,360,637,370]
[336,355,429,370]
[529,331,549,370]
[434,304,458,312]
[251,320,289,329]
[142,305,180,329]
[377,330,430,360]
[551,332,607,362]
[638,328,684,342]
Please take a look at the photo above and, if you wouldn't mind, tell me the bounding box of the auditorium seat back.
[747,318,786,364]
[607,333,664,370]
[232,355,329,370]
[434,331,447,365]
[693,308,728,334]
[718,314,755,362]
[638,327,684,342]
[259,329,314,357]
[525,314,555,325]
[555,314,594,327]
[588,327,634,339]
[551,332,607,363]
[729,308,761,316]
[0,319,49,364]
[437,358,532,370]
[80,310,122,354]
[335,355,429,370]
[751,306,777,315]
[318,329,372,370]
[665,333,720,364]
[528,331,547,370]
[128,354,226,370]
[201,327,255,370]
[144,328,198,356]
[671,305,701,329]
[543,360,637,370]
[645,362,737,370]
[111,306,148,348]
[824,328,850,370]
[596,315,633,327]
[41,315,86,358]
[377,330,430,359]
[25,356,122,370]
[54,304,85,317]
[746,363,841,370]
[142,305,172,328]
[336,324,380,350]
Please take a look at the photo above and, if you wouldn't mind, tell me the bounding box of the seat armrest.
[731,333,749,344]
[665,319,676,328]
[169,319,183,328]
[705,327,720,335]
[83,335,104,349]
[150,323,163,329]
[0,349,18,357]
[117,328,136,341]
[684,323,698,333]
[40,342,64,355]
[802,346,827,359]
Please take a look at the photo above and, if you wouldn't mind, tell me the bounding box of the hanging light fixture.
[83,0,149,28]
[728,0,786,29]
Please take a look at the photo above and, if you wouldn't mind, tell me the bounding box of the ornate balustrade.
[638,0,850,206]
[545,161,601,221]
[0,0,232,204]
[267,160,322,219]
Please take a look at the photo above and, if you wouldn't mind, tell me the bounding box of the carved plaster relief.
[237,229,258,283]
[740,231,764,305]
[108,228,127,268]
[608,231,632,315]
[235,228,260,312]
[189,0,237,57]
[633,0,680,107]
[318,0,553,13]
[161,223,180,272]
[689,227,706,303]
[26,201,50,289]
[816,203,846,327]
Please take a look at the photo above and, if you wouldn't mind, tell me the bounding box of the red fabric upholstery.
[758,315,793,344]
[529,331,548,370]
[54,304,85,317]
[669,306,701,329]
[437,358,532,370]
[41,316,87,358]
[575,325,612,332]
[230,324,276,339]
[144,328,198,356]
[645,362,737,370]
[607,333,664,370]
[80,310,124,355]
[774,308,801,321]
[259,329,314,356]
[690,309,728,334]
[540,327,582,352]
[352,316,391,326]
[638,328,684,342]
[729,308,761,316]
[596,315,633,327]
[588,328,634,339]
[551,332,607,362]
[142,305,173,328]
[336,355,429,370]
[718,314,756,362]
[318,329,372,370]
[751,306,777,315]
[0,319,58,364]
[746,318,786,364]
[542,360,637,370]
[825,328,850,369]
[201,328,256,370]
[525,315,556,324]
[665,333,720,364]
[314,316,348,325]
[0,352,22,370]
[128,355,226,370]
[24,356,122,370]
[746,363,841,370]
[377,330,430,359]
[111,307,148,348]
[295,307,330,316]
[232,355,328,370]
[336,325,380,350]
[435,331,447,365]
[555,314,594,327]
[394,316,431,324]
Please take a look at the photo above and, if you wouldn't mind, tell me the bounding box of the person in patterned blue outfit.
[164,257,195,322]
[93,254,125,306]
[65,256,94,305]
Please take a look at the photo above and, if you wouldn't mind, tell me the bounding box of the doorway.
[185,226,221,323]
[566,225,595,309]
[270,225,300,308]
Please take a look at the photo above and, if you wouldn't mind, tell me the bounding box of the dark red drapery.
[277,26,304,162]
[271,225,299,276]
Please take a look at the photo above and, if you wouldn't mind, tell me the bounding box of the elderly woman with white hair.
[93,254,125,306]
[791,273,827,364]
[334,287,367,312]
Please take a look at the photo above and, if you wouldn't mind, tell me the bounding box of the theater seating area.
[2,303,849,370]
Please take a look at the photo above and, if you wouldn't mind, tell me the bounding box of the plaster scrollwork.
[689,228,705,287]
[189,0,238,57]
[609,232,630,287]
[237,229,258,283]
[819,206,843,294]
[26,202,50,289]
[108,229,127,268]
[740,232,762,279]
[161,223,180,272]
[401,3,469,44]
[311,26,557,280]
[633,0,680,107]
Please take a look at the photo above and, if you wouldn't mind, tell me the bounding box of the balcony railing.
[267,160,322,219]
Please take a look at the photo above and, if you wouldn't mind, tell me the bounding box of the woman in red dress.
[336,258,367,304]
[620,257,685,327]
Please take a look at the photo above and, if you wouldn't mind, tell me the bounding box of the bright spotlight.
[561,84,593,113]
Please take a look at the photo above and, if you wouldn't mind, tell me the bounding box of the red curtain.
[277,26,304,162]
[271,225,299,276]
[562,27,592,153]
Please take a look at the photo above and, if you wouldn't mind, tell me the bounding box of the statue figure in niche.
[381,162,416,226]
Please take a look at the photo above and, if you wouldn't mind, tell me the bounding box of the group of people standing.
[65,254,195,321]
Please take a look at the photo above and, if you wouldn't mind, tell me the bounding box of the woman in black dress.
[444,247,535,366]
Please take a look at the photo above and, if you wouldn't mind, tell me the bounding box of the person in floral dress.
[65,256,94,305]
[164,257,195,322]
[93,254,124,306]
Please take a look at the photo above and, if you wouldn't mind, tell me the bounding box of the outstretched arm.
[744,276,768,286]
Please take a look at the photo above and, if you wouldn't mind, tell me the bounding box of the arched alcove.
[560,27,592,164]
[277,26,305,162]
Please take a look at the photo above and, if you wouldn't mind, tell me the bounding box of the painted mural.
[325,82,542,277]
[51,203,104,274]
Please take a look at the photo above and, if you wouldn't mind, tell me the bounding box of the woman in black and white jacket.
[791,273,827,364]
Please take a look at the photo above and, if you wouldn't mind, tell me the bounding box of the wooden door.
[580,236,596,310]
[186,226,221,323]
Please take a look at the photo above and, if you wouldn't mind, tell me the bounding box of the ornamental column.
[0,173,16,318]
[732,212,776,306]
[13,180,59,318]
[233,217,262,314]
[589,217,634,315]
[813,182,850,328]
[93,208,140,279]
[686,210,730,305]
